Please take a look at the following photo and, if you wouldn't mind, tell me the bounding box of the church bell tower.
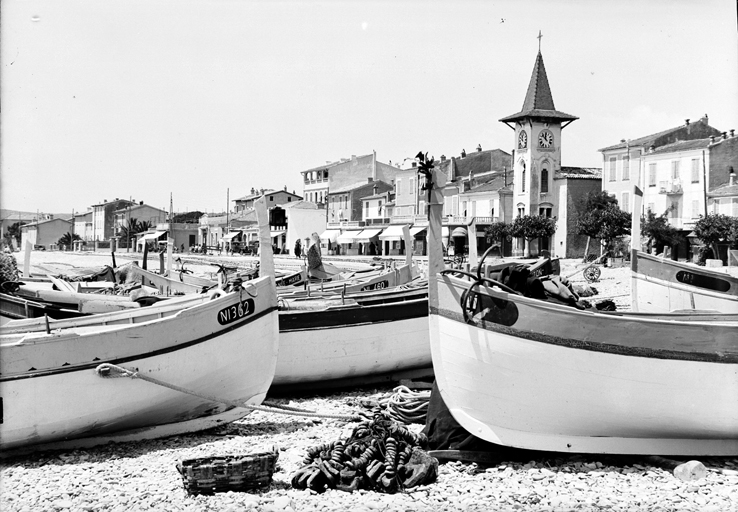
[499,40,577,254]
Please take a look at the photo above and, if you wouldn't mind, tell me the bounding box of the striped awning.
[319,229,340,242]
[451,227,468,238]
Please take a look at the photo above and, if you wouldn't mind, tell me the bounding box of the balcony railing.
[659,181,683,195]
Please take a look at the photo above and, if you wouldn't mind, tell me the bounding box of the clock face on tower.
[538,129,554,149]
[518,130,528,149]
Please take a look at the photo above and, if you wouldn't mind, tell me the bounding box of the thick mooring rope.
[95,363,362,422]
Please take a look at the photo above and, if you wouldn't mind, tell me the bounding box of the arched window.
[521,162,526,193]
[541,168,549,193]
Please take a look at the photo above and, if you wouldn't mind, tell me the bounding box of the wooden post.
[254,197,275,285]
[427,168,448,309]
[166,239,173,278]
[402,224,412,267]
[110,238,117,268]
[142,242,149,271]
[23,240,32,278]
[631,185,643,312]
[468,218,478,270]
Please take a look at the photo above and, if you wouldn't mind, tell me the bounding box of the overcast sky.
[2,0,737,216]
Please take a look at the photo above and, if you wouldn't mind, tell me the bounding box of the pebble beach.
[2,251,738,511]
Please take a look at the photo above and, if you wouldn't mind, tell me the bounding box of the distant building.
[599,116,722,214]
[91,198,135,241]
[72,211,93,241]
[707,130,738,191]
[554,167,603,258]
[20,217,72,249]
[233,188,302,213]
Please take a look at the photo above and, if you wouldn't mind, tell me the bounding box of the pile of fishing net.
[291,410,438,494]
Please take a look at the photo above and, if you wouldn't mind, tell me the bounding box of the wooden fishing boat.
[0,198,280,452]
[273,284,431,389]
[0,292,86,321]
[424,164,738,456]
[629,186,738,313]
[631,249,738,313]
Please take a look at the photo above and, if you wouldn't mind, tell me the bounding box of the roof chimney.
[140,201,144,205]
[730,167,736,186]
[731,129,735,138]
[476,144,482,152]
[620,139,626,143]
[368,177,374,183]
[723,132,728,140]
[702,113,709,124]
[710,135,716,143]
[440,155,446,162]
[685,119,690,126]
[283,185,287,191]
[461,149,466,158]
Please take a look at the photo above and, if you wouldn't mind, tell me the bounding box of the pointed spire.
[521,51,556,112]
[499,48,577,126]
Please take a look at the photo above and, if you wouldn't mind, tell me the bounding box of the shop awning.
[319,229,340,242]
[336,230,363,244]
[451,227,468,238]
[378,225,407,241]
[270,230,286,238]
[138,230,167,243]
[222,231,243,241]
[353,228,382,242]
[410,226,427,237]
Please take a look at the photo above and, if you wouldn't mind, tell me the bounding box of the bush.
[0,253,20,287]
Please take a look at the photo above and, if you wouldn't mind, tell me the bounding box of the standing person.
[294,238,302,259]
[306,232,325,274]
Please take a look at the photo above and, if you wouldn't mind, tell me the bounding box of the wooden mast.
[426,165,448,309]
[631,185,643,311]
[255,196,275,285]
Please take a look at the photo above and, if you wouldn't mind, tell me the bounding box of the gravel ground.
[2,251,738,511]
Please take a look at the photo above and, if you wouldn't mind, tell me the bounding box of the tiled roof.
[649,138,711,155]
[435,149,512,179]
[234,190,276,202]
[303,154,373,173]
[282,200,319,209]
[499,52,578,124]
[461,175,509,195]
[555,167,602,179]
[707,183,738,197]
[598,117,721,152]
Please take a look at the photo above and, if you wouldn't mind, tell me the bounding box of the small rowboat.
[424,164,738,456]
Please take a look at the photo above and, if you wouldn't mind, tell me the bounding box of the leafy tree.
[693,213,735,259]
[484,222,510,244]
[574,192,627,261]
[118,218,153,248]
[57,232,82,249]
[509,215,557,257]
[2,222,24,249]
[641,209,683,254]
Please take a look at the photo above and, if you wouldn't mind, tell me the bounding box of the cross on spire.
[537,30,543,52]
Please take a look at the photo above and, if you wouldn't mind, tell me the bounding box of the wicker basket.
[177,446,279,495]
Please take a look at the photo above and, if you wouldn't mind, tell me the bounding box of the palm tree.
[118,218,153,248]
[57,232,82,250]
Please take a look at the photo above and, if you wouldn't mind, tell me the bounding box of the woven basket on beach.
[176,447,279,495]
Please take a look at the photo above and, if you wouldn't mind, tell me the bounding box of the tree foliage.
[172,211,204,223]
[694,213,736,257]
[484,222,510,243]
[641,209,683,252]
[575,205,631,248]
[118,218,153,248]
[2,222,24,249]
[509,215,557,241]
[57,232,82,248]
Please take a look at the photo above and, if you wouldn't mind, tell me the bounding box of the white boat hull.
[632,273,738,313]
[1,278,279,450]
[274,314,430,385]
[431,315,738,455]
